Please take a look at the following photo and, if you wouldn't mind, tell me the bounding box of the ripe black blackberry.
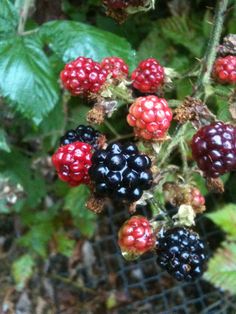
[156,227,207,281]
[60,125,101,149]
[191,121,236,178]
[89,142,153,202]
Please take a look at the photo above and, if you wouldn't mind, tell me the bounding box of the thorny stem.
[193,0,229,98]
[16,0,34,34]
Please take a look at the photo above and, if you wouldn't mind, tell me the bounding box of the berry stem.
[16,0,35,34]
[193,0,229,98]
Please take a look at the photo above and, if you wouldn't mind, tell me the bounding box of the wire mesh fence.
[76,204,236,314]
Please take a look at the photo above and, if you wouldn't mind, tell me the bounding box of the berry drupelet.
[60,125,101,149]
[156,227,207,281]
[118,215,155,259]
[101,56,129,79]
[60,56,108,96]
[191,121,236,178]
[89,142,153,202]
[131,58,165,93]
[52,142,92,187]
[212,55,236,84]
[127,96,172,140]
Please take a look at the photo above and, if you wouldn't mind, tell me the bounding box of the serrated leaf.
[204,242,236,295]
[159,15,204,57]
[40,20,137,68]
[12,254,35,290]
[216,97,231,122]
[0,36,59,125]
[64,185,96,238]
[0,128,10,152]
[0,0,18,38]
[19,222,53,256]
[206,204,236,237]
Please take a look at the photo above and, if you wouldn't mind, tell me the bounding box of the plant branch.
[193,0,229,98]
[17,0,34,34]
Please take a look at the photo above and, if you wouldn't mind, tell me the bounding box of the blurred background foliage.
[0,0,236,295]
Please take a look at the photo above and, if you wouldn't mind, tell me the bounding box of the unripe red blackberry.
[127,96,172,140]
[89,142,153,202]
[190,187,205,212]
[131,58,165,93]
[60,125,101,149]
[60,57,108,96]
[118,215,155,259]
[101,56,129,79]
[191,121,236,178]
[52,142,92,187]
[212,55,236,84]
[156,227,207,281]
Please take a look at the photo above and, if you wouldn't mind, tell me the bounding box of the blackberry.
[60,125,101,149]
[156,228,207,281]
[191,121,236,178]
[89,142,153,202]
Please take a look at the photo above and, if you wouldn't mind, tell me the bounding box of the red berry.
[190,187,205,209]
[60,57,108,96]
[127,95,172,140]
[131,58,165,93]
[101,56,129,79]
[52,142,92,187]
[191,121,236,178]
[118,216,155,257]
[212,55,236,84]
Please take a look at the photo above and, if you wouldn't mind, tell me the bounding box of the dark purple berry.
[89,142,153,203]
[191,121,236,178]
[60,125,101,149]
[156,228,207,281]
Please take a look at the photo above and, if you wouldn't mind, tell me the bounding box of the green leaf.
[56,233,75,257]
[12,254,35,290]
[64,185,96,238]
[206,204,236,237]
[40,20,137,68]
[19,222,53,256]
[0,36,59,125]
[0,0,18,39]
[0,150,46,208]
[204,242,236,295]
[0,128,10,152]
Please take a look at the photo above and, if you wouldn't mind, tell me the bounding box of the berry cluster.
[213,55,236,84]
[118,215,155,258]
[127,95,172,140]
[131,58,165,93]
[60,57,108,96]
[60,125,101,149]
[191,121,236,178]
[52,141,92,187]
[156,228,207,281]
[89,142,153,202]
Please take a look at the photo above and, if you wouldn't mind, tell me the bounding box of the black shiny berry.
[60,125,101,149]
[191,121,236,178]
[89,142,153,202]
[156,228,207,281]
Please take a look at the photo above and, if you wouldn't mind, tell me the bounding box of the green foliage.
[0,0,18,38]
[12,254,35,290]
[0,36,59,125]
[204,242,236,295]
[0,128,10,152]
[40,20,137,67]
[65,185,97,238]
[207,204,236,237]
[205,204,236,295]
